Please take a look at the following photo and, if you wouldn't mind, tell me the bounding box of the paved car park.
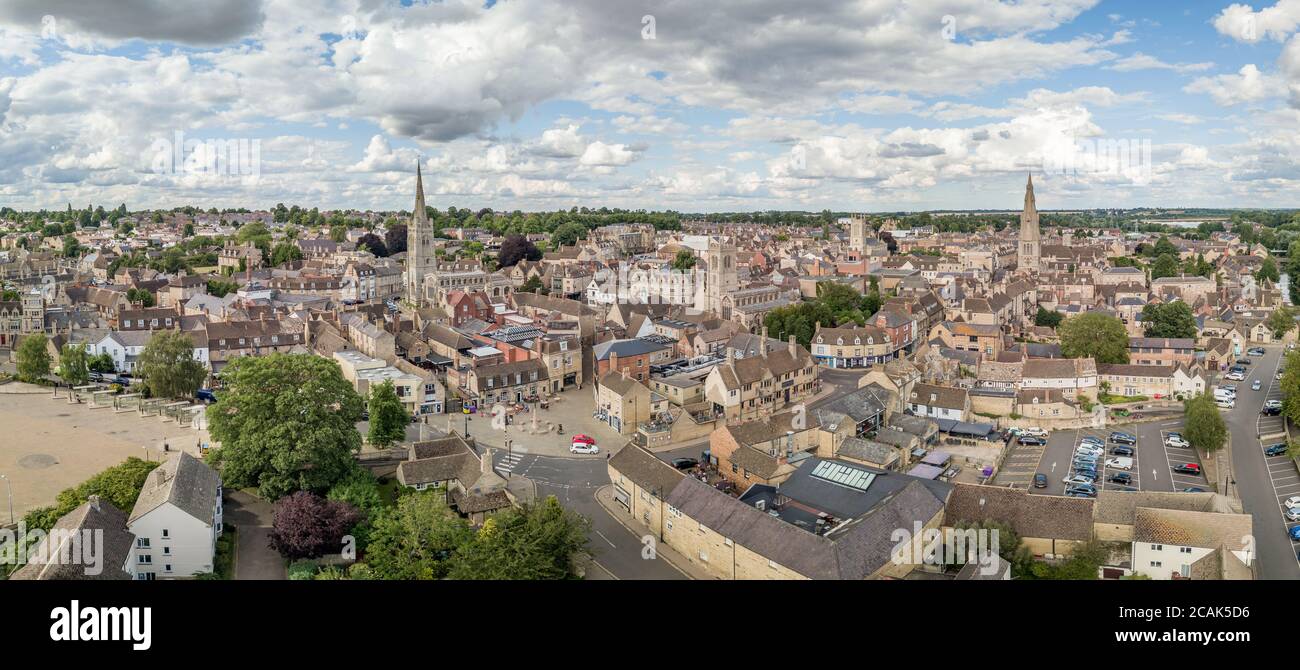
[990,435,1044,489]
[1027,417,1206,497]
[1249,350,1300,571]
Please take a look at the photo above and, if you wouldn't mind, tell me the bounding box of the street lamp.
[0,474,12,525]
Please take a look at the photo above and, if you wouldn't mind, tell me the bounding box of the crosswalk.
[495,452,525,475]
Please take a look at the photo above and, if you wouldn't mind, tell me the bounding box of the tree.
[329,225,348,243]
[88,352,116,374]
[206,354,365,499]
[1034,307,1063,328]
[138,330,207,400]
[23,458,159,533]
[1280,351,1300,426]
[1183,394,1227,452]
[269,491,365,560]
[270,242,303,266]
[57,343,90,388]
[61,234,81,258]
[1256,257,1280,284]
[364,489,475,580]
[1150,253,1180,280]
[385,224,408,255]
[357,232,388,257]
[326,469,383,550]
[206,279,240,298]
[497,234,542,268]
[517,276,544,294]
[551,222,586,248]
[367,380,408,448]
[15,333,50,382]
[1140,302,1197,339]
[1150,236,1178,258]
[1268,305,1297,338]
[126,287,155,307]
[446,496,590,579]
[671,249,697,271]
[183,222,195,237]
[1058,313,1129,364]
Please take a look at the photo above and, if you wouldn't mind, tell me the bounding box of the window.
[724,538,733,547]
[138,554,152,564]
[162,529,169,538]
[1150,561,1162,568]
[1180,547,1193,554]
[163,547,171,555]
[1150,544,1162,551]
[137,538,150,548]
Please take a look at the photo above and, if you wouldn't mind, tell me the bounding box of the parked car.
[1236,358,1252,366]
[1107,472,1132,485]
[195,388,217,403]
[1108,431,1137,445]
[1063,474,1094,486]
[1262,404,1283,416]
[1286,507,1300,522]
[1075,446,1104,457]
[1265,443,1289,457]
[1080,436,1105,446]
[1105,457,1134,471]
[571,434,596,446]
[1180,487,1206,493]
[1289,525,1300,541]
[671,457,699,470]
[1017,436,1046,446]
[1284,496,1300,510]
[1226,371,1245,381]
[1248,347,1265,356]
[569,441,599,455]
[1110,445,1135,457]
[1033,473,1048,489]
[1065,485,1097,497]
[1165,435,1190,448]
[1172,463,1201,475]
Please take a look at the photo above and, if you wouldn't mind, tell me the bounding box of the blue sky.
[0,0,1298,213]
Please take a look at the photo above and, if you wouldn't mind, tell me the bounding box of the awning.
[907,463,944,480]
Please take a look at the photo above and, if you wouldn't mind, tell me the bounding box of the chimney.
[87,495,101,512]
[609,350,619,376]
[788,334,797,356]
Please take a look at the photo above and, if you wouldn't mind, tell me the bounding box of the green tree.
[270,242,303,266]
[206,279,240,298]
[57,343,90,387]
[1034,307,1063,328]
[550,222,587,247]
[1150,236,1178,258]
[1256,257,1280,284]
[61,234,81,258]
[364,489,474,580]
[1279,351,1300,426]
[446,496,590,580]
[517,276,544,294]
[1140,302,1197,339]
[326,469,384,551]
[1183,394,1227,452]
[367,380,408,448]
[329,225,348,243]
[206,354,365,499]
[1268,305,1297,339]
[126,287,156,307]
[671,249,697,271]
[138,330,208,399]
[88,352,117,374]
[1150,253,1180,280]
[1058,313,1129,364]
[15,333,50,382]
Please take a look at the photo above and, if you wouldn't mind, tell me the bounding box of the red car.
[1172,463,1201,475]
[571,434,596,446]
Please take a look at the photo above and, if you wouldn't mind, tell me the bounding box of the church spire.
[413,161,427,222]
[1024,173,1036,216]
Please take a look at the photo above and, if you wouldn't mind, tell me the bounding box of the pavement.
[1223,344,1300,580]
[490,447,686,579]
[223,490,286,580]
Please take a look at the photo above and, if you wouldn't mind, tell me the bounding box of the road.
[1224,345,1300,580]
[492,451,685,579]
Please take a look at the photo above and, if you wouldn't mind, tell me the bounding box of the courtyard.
[0,383,209,522]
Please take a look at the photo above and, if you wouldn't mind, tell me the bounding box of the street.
[1225,345,1300,580]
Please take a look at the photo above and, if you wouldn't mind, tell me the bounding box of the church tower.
[704,236,738,318]
[848,215,867,254]
[1017,174,1041,274]
[405,163,434,306]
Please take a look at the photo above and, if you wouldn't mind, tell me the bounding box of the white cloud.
[1106,52,1214,73]
[1185,64,1283,105]
[1213,1,1300,42]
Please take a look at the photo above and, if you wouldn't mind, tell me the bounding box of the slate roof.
[608,443,687,494]
[10,497,136,580]
[1133,507,1252,552]
[943,483,1093,541]
[129,452,221,526]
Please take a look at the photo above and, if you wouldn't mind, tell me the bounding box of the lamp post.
[0,473,12,525]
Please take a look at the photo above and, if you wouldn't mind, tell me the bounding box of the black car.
[1262,405,1283,416]
[671,457,699,470]
[1107,472,1132,485]
[1236,358,1251,366]
[1017,436,1046,446]
[1108,432,1137,445]
[1248,348,1265,356]
[1172,463,1201,475]
[1265,443,1288,457]
[1110,445,1135,457]
[1032,473,1048,489]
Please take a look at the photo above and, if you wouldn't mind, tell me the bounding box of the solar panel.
[810,460,875,492]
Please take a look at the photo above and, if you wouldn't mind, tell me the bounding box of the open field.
[0,387,209,521]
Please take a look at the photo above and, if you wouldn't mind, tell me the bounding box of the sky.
[0,0,1298,214]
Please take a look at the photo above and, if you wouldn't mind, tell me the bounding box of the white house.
[90,330,209,374]
[1130,508,1252,580]
[1020,358,1098,400]
[127,452,223,580]
[906,382,969,422]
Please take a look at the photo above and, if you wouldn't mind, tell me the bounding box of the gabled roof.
[129,452,222,526]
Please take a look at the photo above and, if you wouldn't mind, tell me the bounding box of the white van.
[1213,387,1236,400]
[1215,397,1235,409]
[1105,456,1133,471]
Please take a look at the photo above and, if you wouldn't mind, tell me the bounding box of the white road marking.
[594,529,617,548]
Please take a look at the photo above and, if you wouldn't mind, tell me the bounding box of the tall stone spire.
[406,162,433,306]
[414,161,427,220]
[1017,173,1041,274]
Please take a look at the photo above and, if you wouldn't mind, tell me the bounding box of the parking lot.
[1026,417,1207,497]
[1251,350,1300,568]
[990,435,1045,489]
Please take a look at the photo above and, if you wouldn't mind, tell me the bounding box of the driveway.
[223,490,286,580]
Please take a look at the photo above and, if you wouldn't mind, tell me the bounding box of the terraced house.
[704,335,816,424]
[811,322,896,368]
